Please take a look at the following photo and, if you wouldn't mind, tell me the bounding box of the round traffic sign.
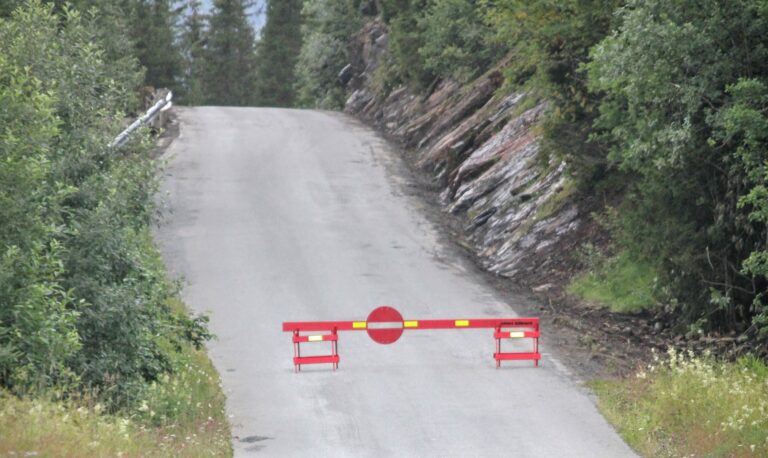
[366,306,404,344]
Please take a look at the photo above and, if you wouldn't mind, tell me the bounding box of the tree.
[203,0,258,105]
[254,0,303,107]
[417,0,499,83]
[295,0,362,108]
[126,0,184,90]
[178,0,208,105]
[586,0,768,334]
[381,0,431,87]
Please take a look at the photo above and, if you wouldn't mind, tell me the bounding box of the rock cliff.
[344,20,587,289]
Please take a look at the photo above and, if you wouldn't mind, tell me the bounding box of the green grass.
[0,299,232,457]
[568,250,657,313]
[592,349,768,457]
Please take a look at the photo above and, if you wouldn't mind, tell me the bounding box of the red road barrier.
[283,306,540,371]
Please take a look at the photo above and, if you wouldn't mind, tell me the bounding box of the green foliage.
[717,78,768,338]
[297,0,499,104]
[592,349,768,456]
[568,250,658,313]
[0,342,231,456]
[203,0,258,105]
[0,23,80,392]
[0,240,81,392]
[0,1,212,411]
[586,0,768,335]
[254,0,303,107]
[295,0,362,109]
[385,0,431,88]
[417,0,500,83]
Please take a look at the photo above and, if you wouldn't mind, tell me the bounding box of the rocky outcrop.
[343,20,585,285]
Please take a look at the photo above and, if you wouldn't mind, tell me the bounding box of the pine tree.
[253,0,303,107]
[126,0,184,90]
[203,0,258,105]
[178,0,207,105]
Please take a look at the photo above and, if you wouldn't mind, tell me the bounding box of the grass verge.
[0,300,231,457]
[592,349,768,457]
[568,250,657,313]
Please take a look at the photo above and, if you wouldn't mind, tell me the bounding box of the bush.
[0,1,212,411]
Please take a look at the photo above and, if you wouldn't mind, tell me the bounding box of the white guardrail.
[110,91,173,148]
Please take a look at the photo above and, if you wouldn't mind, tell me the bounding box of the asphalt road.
[155,107,635,457]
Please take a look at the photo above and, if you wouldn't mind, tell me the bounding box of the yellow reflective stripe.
[455,320,469,327]
[404,320,419,328]
[352,321,367,329]
[308,335,323,342]
[508,331,525,338]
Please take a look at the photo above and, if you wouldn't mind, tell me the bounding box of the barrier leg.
[332,328,339,370]
[291,329,340,371]
[293,330,300,373]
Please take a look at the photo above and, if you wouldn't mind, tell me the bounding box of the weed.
[592,349,768,457]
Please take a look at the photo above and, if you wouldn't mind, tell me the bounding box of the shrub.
[0,1,212,410]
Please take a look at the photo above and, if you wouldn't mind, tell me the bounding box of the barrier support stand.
[493,322,541,368]
[292,328,340,372]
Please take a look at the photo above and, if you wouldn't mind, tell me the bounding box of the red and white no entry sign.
[366,305,404,344]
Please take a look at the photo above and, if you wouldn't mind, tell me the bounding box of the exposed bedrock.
[344,20,585,286]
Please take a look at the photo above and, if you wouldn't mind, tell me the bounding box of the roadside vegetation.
[0,1,230,455]
[0,344,230,457]
[593,349,768,457]
[569,250,657,313]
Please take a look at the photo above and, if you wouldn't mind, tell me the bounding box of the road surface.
[155,107,635,457]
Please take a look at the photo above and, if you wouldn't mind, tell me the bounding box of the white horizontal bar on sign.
[366,321,403,330]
